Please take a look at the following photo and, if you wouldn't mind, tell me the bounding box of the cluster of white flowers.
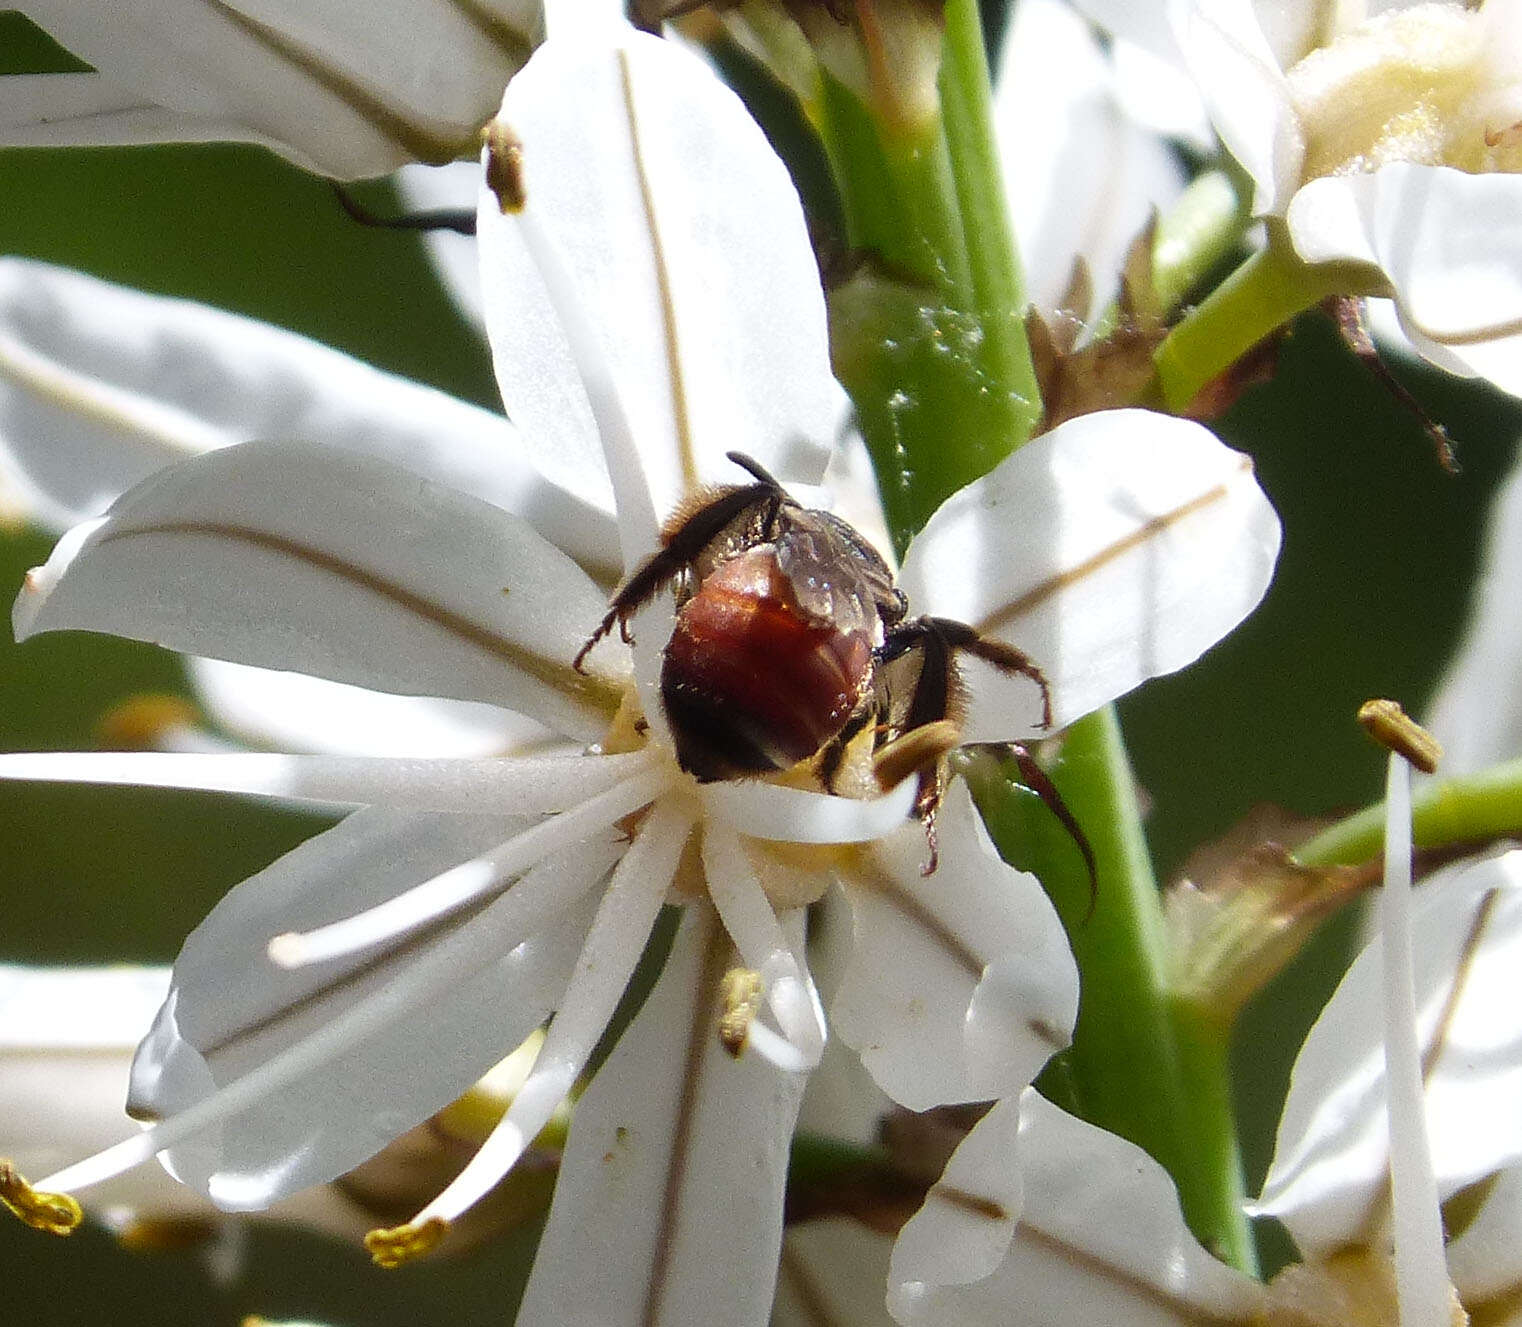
[2,2,1522,1326]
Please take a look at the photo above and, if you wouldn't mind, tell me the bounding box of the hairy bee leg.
[927,619,1054,731]
[571,476,785,674]
[914,764,944,876]
[817,706,873,794]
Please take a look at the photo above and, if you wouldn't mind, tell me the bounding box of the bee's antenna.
[725,451,784,491]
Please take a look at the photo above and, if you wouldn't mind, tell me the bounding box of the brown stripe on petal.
[448,0,535,63]
[96,521,623,720]
[1423,885,1502,1082]
[1016,1224,1255,1324]
[974,459,1251,639]
[202,0,476,164]
[851,855,984,980]
[617,45,700,498]
[930,1182,1008,1223]
[640,904,729,1327]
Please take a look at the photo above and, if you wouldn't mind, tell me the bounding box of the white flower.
[0,0,543,178]
[1172,0,1522,395]
[0,13,1280,1320]
[883,751,1521,1325]
[1427,453,1522,774]
[995,0,1187,319]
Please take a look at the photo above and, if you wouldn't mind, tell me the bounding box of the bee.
[575,453,1058,870]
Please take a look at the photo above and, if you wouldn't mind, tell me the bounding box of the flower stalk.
[1153,228,1384,412]
[965,708,1258,1273]
[808,0,1041,550]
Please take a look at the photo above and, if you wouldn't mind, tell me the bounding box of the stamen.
[701,823,825,1069]
[269,765,672,967]
[497,127,661,570]
[408,797,694,1229]
[718,967,764,1056]
[1359,699,1443,774]
[0,1160,81,1235]
[364,1216,449,1269]
[1378,744,1453,1327]
[32,835,621,1201]
[0,748,660,815]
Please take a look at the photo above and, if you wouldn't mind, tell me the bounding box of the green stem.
[939,0,1040,442]
[1297,757,1522,868]
[1152,229,1382,412]
[1151,169,1254,318]
[968,707,1257,1272]
[1171,999,1261,1275]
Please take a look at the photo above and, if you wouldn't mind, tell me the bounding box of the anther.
[363,1216,449,1268]
[718,967,764,1058]
[0,1160,82,1236]
[1358,699,1443,774]
[96,694,200,750]
[483,120,527,215]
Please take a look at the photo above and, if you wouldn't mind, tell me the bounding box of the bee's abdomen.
[661,548,873,782]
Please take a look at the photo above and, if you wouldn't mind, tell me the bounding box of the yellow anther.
[0,1160,82,1236]
[1358,698,1443,774]
[363,1216,449,1268]
[96,694,199,749]
[718,967,764,1058]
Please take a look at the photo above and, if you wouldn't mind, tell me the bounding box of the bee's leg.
[925,619,1053,731]
[817,706,873,794]
[913,763,945,876]
[875,619,964,873]
[572,480,779,673]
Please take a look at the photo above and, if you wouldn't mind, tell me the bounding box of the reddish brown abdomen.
[661,547,873,781]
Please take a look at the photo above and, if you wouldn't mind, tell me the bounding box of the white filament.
[38,834,621,1197]
[415,796,694,1225]
[1381,753,1452,1327]
[701,823,825,1070]
[269,765,672,968]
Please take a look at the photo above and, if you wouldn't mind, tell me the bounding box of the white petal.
[14,440,628,741]
[476,25,834,550]
[888,1090,1268,1325]
[701,777,918,845]
[830,781,1078,1111]
[0,257,619,576]
[412,793,691,1226]
[1442,1161,1522,1306]
[997,0,1186,316]
[187,657,563,759]
[12,1,541,177]
[394,161,486,333]
[1426,460,1522,773]
[900,409,1281,741]
[0,72,264,151]
[774,1220,899,1327]
[129,808,617,1206]
[1255,850,1522,1259]
[0,965,369,1238]
[891,1093,1023,1291]
[1288,166,1522,398]
[0,748,652,813]
[517,902,807,1327]
[1169,0,1304,213]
